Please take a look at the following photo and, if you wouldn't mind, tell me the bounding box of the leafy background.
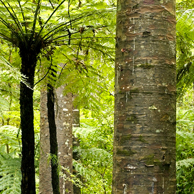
[1,0,194,193]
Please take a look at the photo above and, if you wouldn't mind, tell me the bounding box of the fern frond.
[177,158,194,169]
[0,151,21,194]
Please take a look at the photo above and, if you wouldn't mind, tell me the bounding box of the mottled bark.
[47,84,60,194]
[39,89,53,194]
[72,107,80,128]
[20,51,38,194]
[55,86,73,194]
[113,0,176,193]
[72,107,81,194]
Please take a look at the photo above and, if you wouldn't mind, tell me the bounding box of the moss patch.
[138,135,148,143]
[139,154,154,165]
[118,90,124,94]
[126,114,138,124]
[136,64,154,69]
[145,154,154,165]
[130,88,139,93]
[120,134,132,145]
[117,148,136,156]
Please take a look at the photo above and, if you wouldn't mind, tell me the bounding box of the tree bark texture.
[72,107,80,128]
[113,0,176,193]
[20,52,37,194]
[55,86,73,194]
[72,106,81,194]
[39,89,53,194]
[47,84,60,194]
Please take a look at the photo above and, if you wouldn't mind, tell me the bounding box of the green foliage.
[52,2,115,190]
[0,0,116,90]
[0,151,21,194]
[0,124,40,194]
[50,1,116,111]
[176,0,194,98]
[176,2,194,191]
[0,110,40,193]
[0,125,21,194]
[0,125,21,154]
[0,55,20,119]
[176,158,194,194]
[176,88,194,193]
[73,106,113,193]
[0,1,116,193]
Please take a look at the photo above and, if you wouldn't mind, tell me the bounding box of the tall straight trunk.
[39,88,53,194]
[20,52,37,194]
[47,84,60,194]
[55,86,73,194]
[112,0,176,193]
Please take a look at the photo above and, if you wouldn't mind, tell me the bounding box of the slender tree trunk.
[55,86,73,194]
[39,88,53,194]
[47,84,60,194]
[112,0,176,193]
[20,53,37,194]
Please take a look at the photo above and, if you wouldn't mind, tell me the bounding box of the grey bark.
[39,89,53,194]
[72,106,81,194]
[55,86,73,194]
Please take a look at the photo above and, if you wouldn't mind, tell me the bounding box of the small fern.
[0,150,21,194]
[176,158,194,194]
[73,120,113,193]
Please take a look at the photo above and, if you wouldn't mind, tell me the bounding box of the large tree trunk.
[47,84,60,194]
[55,86,73,194]
[20,52,37,194]
[39,88,53,194]
[112,0,176,193]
